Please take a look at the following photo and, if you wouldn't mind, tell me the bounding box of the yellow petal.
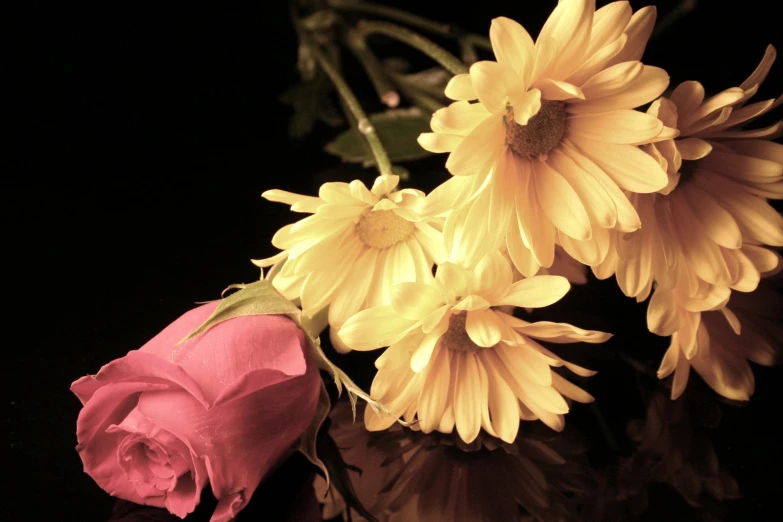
[482,353,521,443]
[739,44,777,93]
[506,220,540,277]
[742,244,781,275]
[488,149,518,232]
[691,338,754,401]
[571,137,668,193]
[454,354,482,443]
[683,184,742,250]
[548,149,616,229]
[607,5,656,66]
[419,175,474,218]
[512,88,542,125]
[551,373,594,403]
[495,343,553,387]
[670,81,705,120]
[490,16,535,86]
[444,73,477,101]
[452,295,491,311]
[516,172,556,267]
[561,141,642,231]
[647,288,682,336]
[262,189,323,213]
[338,305,417,350]
[677,138,712,160]
[417,345,452,431]
[466,309,505,347]
[469,60,509,114]
[445,113,505,176]
[470,251,513,303]
[586,1,632,57]
[572,63,669,114]
[533,159,592,241]
[435,262,469,300]
[536,0,595,81]
[411,321,449,372]
[670,342,691,399]
[447,186,502,268]
[418,132,463,153]
[430,100,492,136]
[536,79,585,101]
[328,248,378,328]
[568,109,663,144]
[566,34,627,88]
[497,275,571,308]
[391,282,446,319]
[514,321,611,343]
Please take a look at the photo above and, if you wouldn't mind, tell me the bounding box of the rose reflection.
[581,386,740,521]
[315,401,593,522]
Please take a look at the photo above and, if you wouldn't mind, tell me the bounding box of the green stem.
[356,20,468,75]
[384,67,445,114]
[345,29,400,108]
[328,0,454,36]
[463,33,492,52]
[306,40,393,176]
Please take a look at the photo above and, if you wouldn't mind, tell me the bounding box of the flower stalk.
[345,28,400,108]
[305,37,393,176]
[356,20,468,75]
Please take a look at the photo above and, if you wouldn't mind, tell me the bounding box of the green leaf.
[297,381,332,488]
[178,280,299,343]
[324,108,432,167]
[279,69,334,139]
[396,67,451,100]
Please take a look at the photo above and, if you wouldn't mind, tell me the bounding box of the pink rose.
[72,302,321,521]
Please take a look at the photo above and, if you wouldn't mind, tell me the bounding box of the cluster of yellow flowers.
[257,0,782,442]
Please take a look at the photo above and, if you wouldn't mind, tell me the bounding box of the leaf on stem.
[325,108,432,166]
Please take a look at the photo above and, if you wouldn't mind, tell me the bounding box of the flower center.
[504,101,566,159]
[441,312,492,353]
[355,209,416,249]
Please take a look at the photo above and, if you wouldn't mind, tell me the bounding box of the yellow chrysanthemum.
[595,46,783,301]
[337,252,610,442]
[648,272,782,400]
[252,174,445,335]
[418,0,671,273]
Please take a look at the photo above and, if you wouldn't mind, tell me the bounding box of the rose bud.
[71,301,321,522]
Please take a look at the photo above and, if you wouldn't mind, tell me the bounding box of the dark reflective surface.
[94,373,776,522]
[310,379,753,522]
[7,1,783,521]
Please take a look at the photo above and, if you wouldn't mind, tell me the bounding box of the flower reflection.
[315,401,592,522]
[107,500,178,521]
[582,386,740,521]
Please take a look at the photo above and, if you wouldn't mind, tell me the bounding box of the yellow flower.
[252,174,445,336]
[337,252,610,442]
[595,46,783,300]
[648,273,782,400]
[418,0,670,273]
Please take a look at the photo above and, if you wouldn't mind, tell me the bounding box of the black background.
[5,1,783,520]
